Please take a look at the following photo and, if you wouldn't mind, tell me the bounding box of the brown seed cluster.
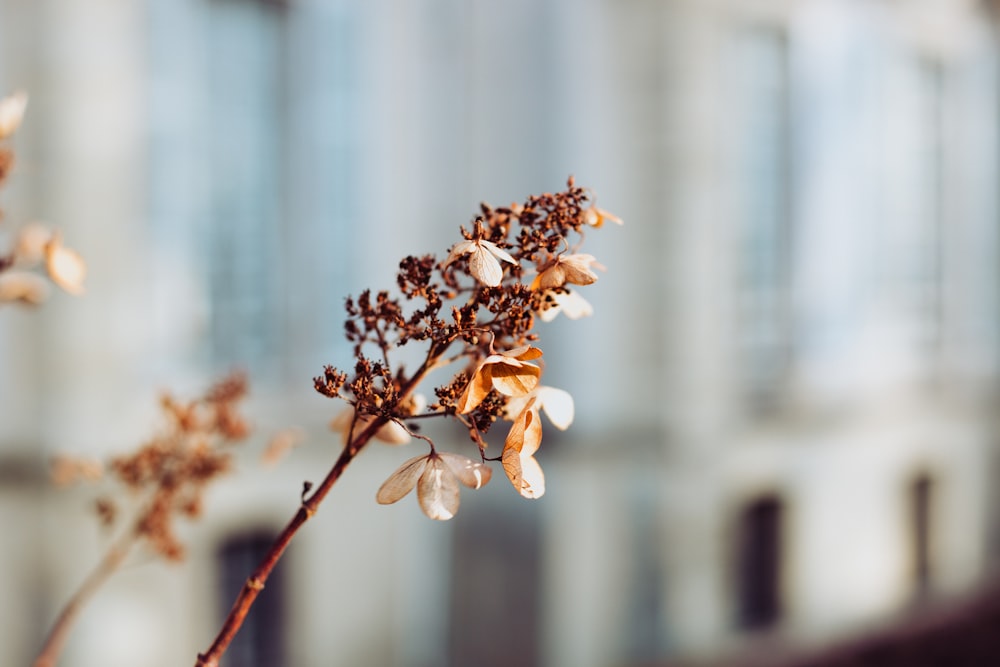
[51,373,252,561]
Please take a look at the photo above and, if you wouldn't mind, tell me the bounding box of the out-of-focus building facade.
[1,1,999,666]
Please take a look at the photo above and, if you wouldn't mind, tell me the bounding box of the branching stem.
[193,349,441,667]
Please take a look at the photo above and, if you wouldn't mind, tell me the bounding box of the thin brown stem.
[33,534,136,667]
[194,351,442,667]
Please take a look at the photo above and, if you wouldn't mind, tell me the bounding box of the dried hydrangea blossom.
[35,374,259,667]
[0,91,86,306]
[197,179,620,667]
[311,177,621,516]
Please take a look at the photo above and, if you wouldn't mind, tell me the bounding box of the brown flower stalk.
[195,177,620,665]
[34,373,252,667]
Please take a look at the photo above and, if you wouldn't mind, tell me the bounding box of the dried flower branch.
[195,177,620,666]
[0,91,86,305]
[34,373,253,667]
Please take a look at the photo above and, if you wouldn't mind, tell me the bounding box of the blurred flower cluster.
[318,177,621,519]
[51,372,252,561]
[0,91,86,305]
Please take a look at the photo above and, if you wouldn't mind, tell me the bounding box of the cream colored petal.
[13,223,51,267]
[538,300,561,323]
[375,420,411,445]
[552,290,592,320]
[0,91,28,140]
[503,394,530,422]
[533,264,567,290]
[489,361,540,397]
[376,455,428,504]
[479,240,517,265]
[456,363,494,414]
[442,240,476,267]
[536,386,574,430]
[0,271,49,305]
[417,455,461,520]
[560,255,600,286]
[439,452,492,490]
[44,236,86,295]
[468,243,503,286]
[518,455,546,499]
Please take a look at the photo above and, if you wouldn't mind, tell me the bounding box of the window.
[148,0,359,381]
[732,26,794,409]
[217,531,287,667]
[733,494,784,631]
[205,0,290,373]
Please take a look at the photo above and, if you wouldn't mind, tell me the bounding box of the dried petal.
[0,91,27,140]
[536,386,574,430]
[468,243,503,286]
[442,240,476,267]
[376,455,427,505]
[582,206,623,228]
[518,454,546,499]
[479,240,517,266]
[439,452,492,490]
[417,454,461,520]
[489,361,541,397]
[444,238,518,287]
[538,289,593,322]
[0,271,49,305]
[13,223,51,267]
[456,362,495,414]
[44,234,86,295]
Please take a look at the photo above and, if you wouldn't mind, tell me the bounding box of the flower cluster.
[0,91,86,305]
[52,373,252,560]
[316,177,621,519]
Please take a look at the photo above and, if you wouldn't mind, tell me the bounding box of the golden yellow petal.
[489,362,541,397]
[456,364,494,414]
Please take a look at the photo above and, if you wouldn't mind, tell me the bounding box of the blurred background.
[3,0,1000,665]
